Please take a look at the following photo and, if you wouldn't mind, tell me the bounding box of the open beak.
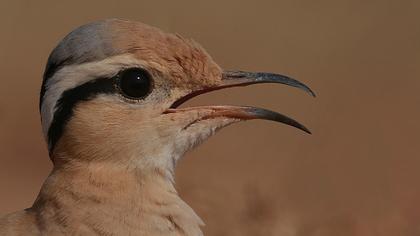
[167,71,315,134]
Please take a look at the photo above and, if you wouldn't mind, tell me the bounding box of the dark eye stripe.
[47,78,116,153]
[40,57,74,111]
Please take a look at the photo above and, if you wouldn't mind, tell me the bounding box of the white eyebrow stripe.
[40,54,143,140]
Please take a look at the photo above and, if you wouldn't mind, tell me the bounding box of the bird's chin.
[154,107,241,161]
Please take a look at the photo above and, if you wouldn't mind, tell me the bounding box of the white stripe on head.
[40,54,144,140]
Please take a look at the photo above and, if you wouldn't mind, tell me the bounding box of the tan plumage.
[0,19,314,235]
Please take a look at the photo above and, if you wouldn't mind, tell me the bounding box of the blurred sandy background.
[0,0,419,235]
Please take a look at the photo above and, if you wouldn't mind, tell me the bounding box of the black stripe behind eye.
[48,77,116,153]
[40,56,75,111]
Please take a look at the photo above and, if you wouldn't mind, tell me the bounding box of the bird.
[0,19,314,235]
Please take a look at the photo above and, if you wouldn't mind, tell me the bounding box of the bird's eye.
[117,68,153,100]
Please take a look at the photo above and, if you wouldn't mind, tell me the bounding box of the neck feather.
[31,159,203,235]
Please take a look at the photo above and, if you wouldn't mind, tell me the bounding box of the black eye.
[117,68,153,99]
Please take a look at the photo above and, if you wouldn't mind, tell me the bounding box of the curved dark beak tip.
[296,81,316,98]
[308,89,317,98]
[245,107,312,135]
[302,127,312,135]
[292,122,312,135]
[223,70,316,98]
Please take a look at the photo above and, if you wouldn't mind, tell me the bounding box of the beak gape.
[168,71,315,134]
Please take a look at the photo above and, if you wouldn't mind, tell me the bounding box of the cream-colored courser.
[0,19,314,235]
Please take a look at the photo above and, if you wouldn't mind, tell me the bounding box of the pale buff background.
[0,0,419,235]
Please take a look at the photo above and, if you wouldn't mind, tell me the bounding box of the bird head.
[40,19,314,175]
